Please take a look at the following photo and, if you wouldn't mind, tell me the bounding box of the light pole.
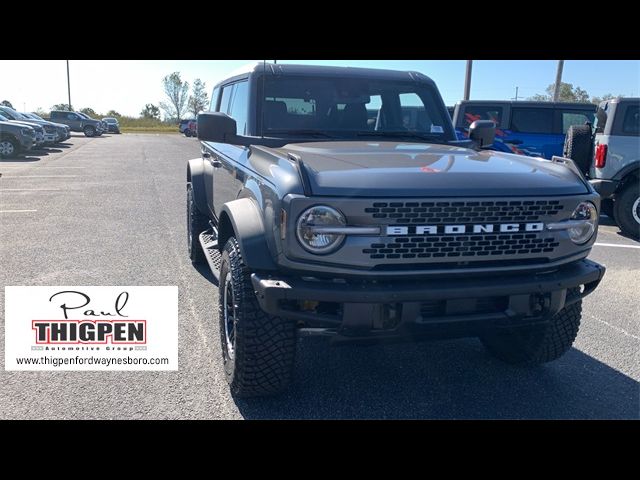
[463,60,473,101]
[66,60,72,110]
[553,60,564,102]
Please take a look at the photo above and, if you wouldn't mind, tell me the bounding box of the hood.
[6,120,43,132]
[274,142,588,197]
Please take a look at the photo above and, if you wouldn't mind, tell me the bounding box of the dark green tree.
[80,107,97,116]
[1,100,13,108]
[529,82,590,103]
[106,110,121,118]
[51,103,72,111]
[140,103,160,119]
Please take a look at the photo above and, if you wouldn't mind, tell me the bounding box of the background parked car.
[184,119,197,137]
[0,111,45,147]
[0,119,35,158]
[50,110,103,137]
[452,100,596,159]
[22,112,70,142]
[0,106,57,145]
[564,97,640,238]
[179,118,195,134]
[74,112,106,135]
[102,117,120,134]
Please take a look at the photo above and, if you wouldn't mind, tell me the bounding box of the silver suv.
[564,97,639,239]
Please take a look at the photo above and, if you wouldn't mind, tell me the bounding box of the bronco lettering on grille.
[386,223,544,236]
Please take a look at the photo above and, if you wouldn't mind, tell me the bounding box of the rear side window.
[67,113,78,120]
[510,108,553,134]
[622,105,639,135]
[460,105,504,128]
[560,110,594,134]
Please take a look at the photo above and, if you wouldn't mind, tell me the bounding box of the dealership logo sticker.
[5,286,178,371]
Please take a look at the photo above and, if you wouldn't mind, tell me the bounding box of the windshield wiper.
[355,131,444,142]
[266,129,336,138]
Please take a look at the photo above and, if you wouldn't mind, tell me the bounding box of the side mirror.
[197,112,236,143]
[469,120,496,149]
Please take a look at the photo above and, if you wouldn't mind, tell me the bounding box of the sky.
[0,60,637,117]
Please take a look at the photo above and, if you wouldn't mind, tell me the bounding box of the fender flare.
[219,198,277,271]
[187,158,208,216]
[613,160,640,183]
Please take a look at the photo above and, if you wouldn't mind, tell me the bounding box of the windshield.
[257,76,453,142]
[29,113,44,120]
[104,118,116,123]
[0,113,8,121]
[1,107,28,120]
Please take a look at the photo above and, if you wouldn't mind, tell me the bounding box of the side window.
[210,86,220,112]
[67,113,78,120]
[622,105,640,135]
[228,81,249,135]
[460,105,503,128]
[510,108,553,134]
[560,110,594,134]
[219,84,234,115]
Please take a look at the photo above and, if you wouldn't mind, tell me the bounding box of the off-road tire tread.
[563,125,592,174]
[481,288,582,365]
[220,237,297,397]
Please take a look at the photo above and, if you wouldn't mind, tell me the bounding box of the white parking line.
[594,242,640,249]
[0,209,37,213]
[587,314,640,341]
[0,175,80,178]
[0,166,86,168]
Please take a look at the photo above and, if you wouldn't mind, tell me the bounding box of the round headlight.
[568,201,597,244]
[296,206,346,254]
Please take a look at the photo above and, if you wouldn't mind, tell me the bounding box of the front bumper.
[19,136,35,151]
[251,259,605,342]
[589,179,618,199]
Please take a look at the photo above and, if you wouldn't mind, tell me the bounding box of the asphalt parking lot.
[1,133,638,419]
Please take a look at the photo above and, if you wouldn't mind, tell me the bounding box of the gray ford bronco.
[187,63,606,397]
[564,97,640,239]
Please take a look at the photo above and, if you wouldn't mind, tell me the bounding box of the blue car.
[452,101,596,159]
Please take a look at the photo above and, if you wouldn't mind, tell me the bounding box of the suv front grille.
[364,233,560,260]
[364,200,563,224]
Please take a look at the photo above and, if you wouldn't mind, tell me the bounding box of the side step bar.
[199,228,222,282]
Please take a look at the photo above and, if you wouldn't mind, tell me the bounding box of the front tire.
[219,237,297,397]
[613,183,640,239]
[481,289,582,365]
[83,125,96,137]
[187,183,209,264]
[0,137,19,158]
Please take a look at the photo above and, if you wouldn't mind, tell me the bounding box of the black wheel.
[563,125,593,175]
[481,289,582,365]
[184,130,191,137]
[0,137,19,158]
[83,125,96,137]
[601,198,615,219]
[219,237,297,397]
[187,183,209,264]
[613,182,640,239]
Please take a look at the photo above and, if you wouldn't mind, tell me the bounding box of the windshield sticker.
[430,125,444,133]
